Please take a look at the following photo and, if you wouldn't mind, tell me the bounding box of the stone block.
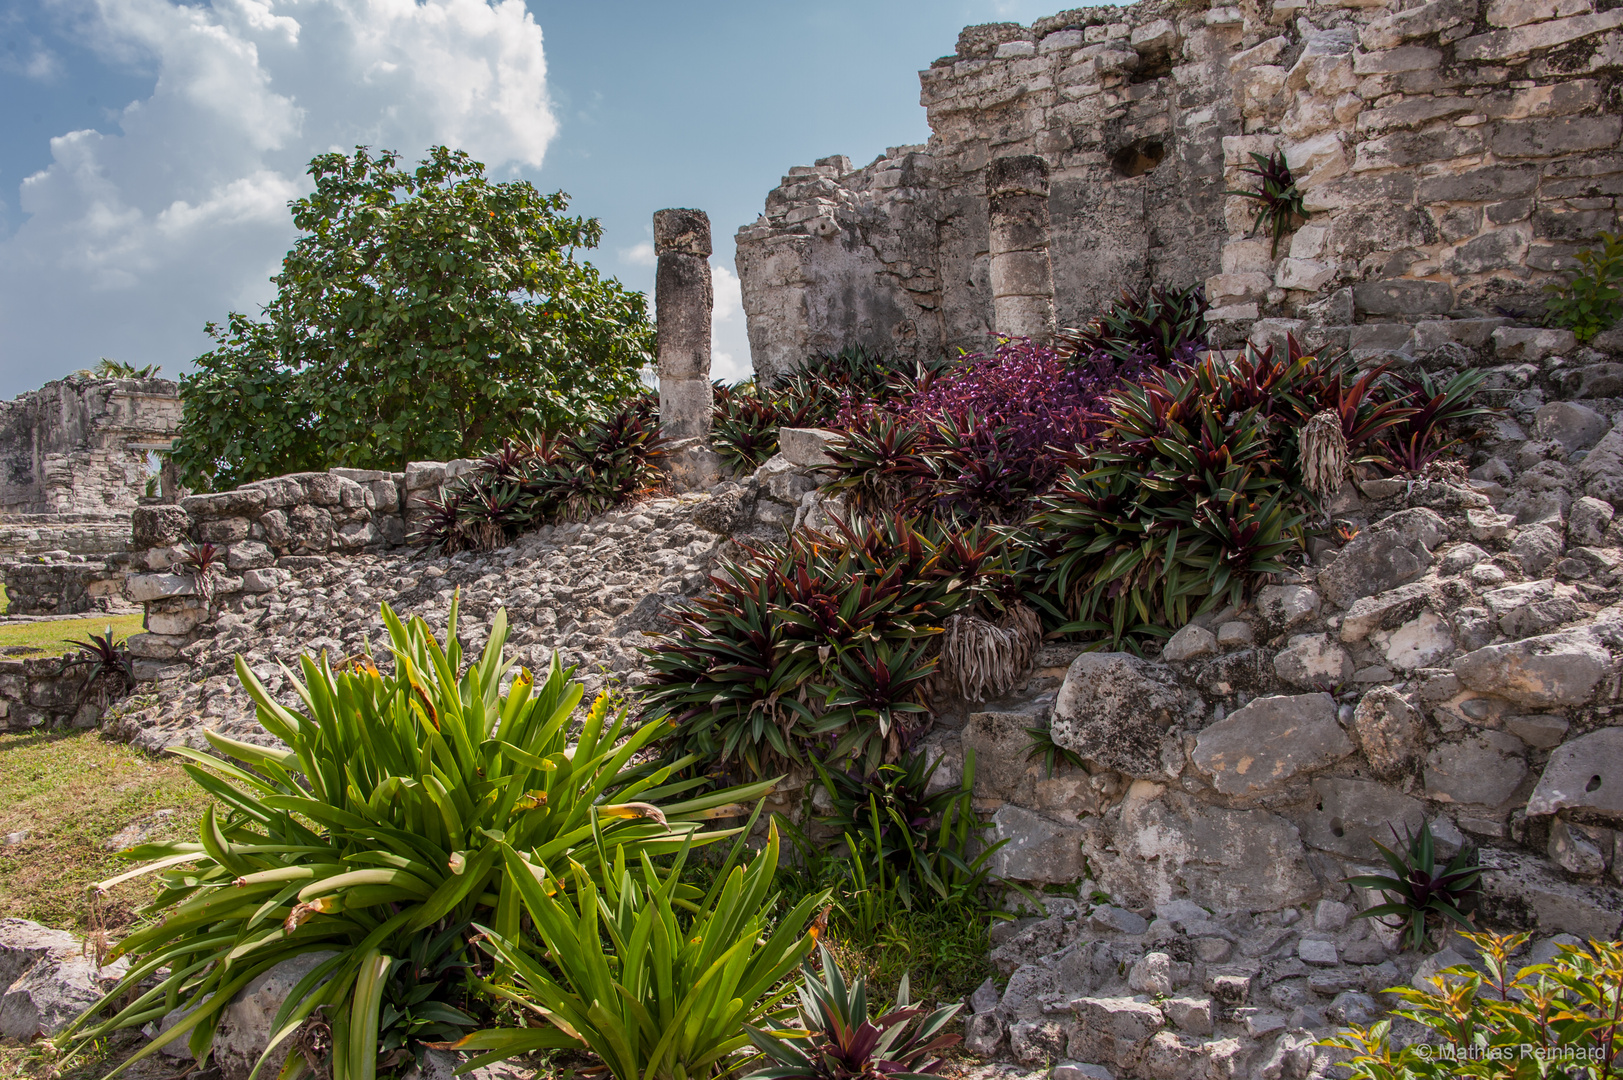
[1162,624,1217,662]
[987,806,1087,884]
[1425,731,1530,806]
[1256,584,1322,634]
[1488,0,1593,28]
[126,572,197,602]
[1297,777,1425,857]
[1067,997,1165,1072]
[1456,7,1623,61]
[1340,582,1435,642]
[130,505,191,550]
[1413,318,1511,352]
[1453,630,1610,707]
[1276,258,1335,291]
[1490,115,1623,159]
[1353,280,1454,316]
[1534,401,1609,452]
[1360,0,1474,50]
[200,516,251,544]
[1476,847,1623,939]
[226,541,275,572]
[1350,687,1424,780]
[181,488,268,519]
[1052,652,1187,779]
[1192,693,1352,796]
[1317,508,1446,607]
[1526,727,1623,821]
[1569,496,1615,545]
[1417,165,1540,204]
[1349,323,1415,355]
[1493,326,1577,360]
[1548,818,1608,876]
[1273,633,1353,688]
[404,462,446,491]
[776,427,843,468]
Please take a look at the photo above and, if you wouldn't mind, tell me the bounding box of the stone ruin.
[0,374,181,615]
[736,0,1623,376]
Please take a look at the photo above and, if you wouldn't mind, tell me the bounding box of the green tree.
[171,146,653,489]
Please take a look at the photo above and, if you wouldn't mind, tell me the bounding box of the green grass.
[0,613,144,660]
[0,729,210,934]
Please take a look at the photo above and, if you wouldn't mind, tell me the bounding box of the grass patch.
[0,614,144,660]
[0,729,210,934]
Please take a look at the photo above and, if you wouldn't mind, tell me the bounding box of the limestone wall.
[0,376,180,537]
[0,658,118,732]
[737,0,1623,376]
[0,555,131,616]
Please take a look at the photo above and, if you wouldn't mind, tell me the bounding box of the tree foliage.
[171,146,654,490]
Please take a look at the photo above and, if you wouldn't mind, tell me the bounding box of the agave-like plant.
[742,944,962,1080]
[1057,283,1208,366]
[1224,150,1309,257]
[59,597,767,1080]
[1345,819,1481,952]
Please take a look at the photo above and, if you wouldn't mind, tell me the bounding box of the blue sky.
[0,0,1069,399]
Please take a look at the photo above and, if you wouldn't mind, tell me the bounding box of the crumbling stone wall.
[737,0,1623,376]
[0,555,131,616]
[0,376,180,536]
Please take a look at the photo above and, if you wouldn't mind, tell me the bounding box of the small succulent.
[1023,725,1084,779]
[742,944,961,1080]
[60,627,133,695]
[1345,820,1481,952]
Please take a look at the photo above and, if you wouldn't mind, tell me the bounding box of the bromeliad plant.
[1058,284,1209,366]
[1345,819,1481,953]
[743,944,962,1080]
[61,597,766,1080]
[642,517,1024,777]
[412,403,667,552]
[1224,150,1309,257]
[455,820,830,1080]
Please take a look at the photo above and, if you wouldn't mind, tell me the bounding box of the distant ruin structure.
[0,374,181,555]
[737,0,1623,375]
[654,208,716,441]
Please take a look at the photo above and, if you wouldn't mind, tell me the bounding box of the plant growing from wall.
[1024,725,1084,779]
[1545,230,1623,343]
[1345,820,1480,953]
[60,598,767,1080]
[93,358,163,379]
[454,821,829,1080]
[1224,150,1309,258]
[1322,931,1623,1079]
[742,944,962,1080]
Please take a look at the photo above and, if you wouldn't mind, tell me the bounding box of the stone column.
[986,156,1056,343]
[655,208,714,441]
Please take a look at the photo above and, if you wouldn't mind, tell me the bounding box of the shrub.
[712,385,784,472]
[1223,150,1308,257]
[642,517,1023,776]
[456,821,829,1080]
[1345,819,1480,953]
[810,750,1001,909]
[743,943,961,1080]
[1545,230,1623,343]
[1323,931,1623,1079]
[1057,285,1209,366]
[711,348,905,473]
[61,599,766,1080]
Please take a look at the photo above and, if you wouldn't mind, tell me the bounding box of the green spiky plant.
[453,819,829,1080]
[1224,150,1309,258]
[1057,283,1209,365]
[742,944,962,1080]
[59,597,767,1080]
[1345,819,1481,953]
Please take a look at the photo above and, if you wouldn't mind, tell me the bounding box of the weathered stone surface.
[1340,582,1435,642]
[1492,326,1578,360]
[1051,653,1186,779]
[986,805,1087,884]
[1569,496,1616,546]
[1256,585,1322,634]
[1453,630,1611,706]
[1192,693,1352,796]
[1374,611,1456,670]
[963,696,1054,807]
[1534,401,1609,453]
[1297,777,1425,858]
[1526,728,1623,821]
[1084,783,1320,911]
[1350,687,1423,780]
[1068,996,1166,1071]
[1579,428,1623,508]
[1162,623,1218,662]
[1318,509,1446,607]
[0,919,126,1038]
[1476,847,1623,939]
[207,951,339,1080]
[1425,731,1530,806]
[1548,818,1608,876]
[1273,633,1353,688]
[776,427,842,468]
[126,572,198,602]
[130,505,191,549]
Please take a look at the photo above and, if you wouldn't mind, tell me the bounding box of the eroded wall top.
[736,0,1622,378]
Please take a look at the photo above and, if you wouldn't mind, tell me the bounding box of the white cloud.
[710,261,751,384]
[1,47,63,80]
[0,0,556,393]
[620,241,655,268]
